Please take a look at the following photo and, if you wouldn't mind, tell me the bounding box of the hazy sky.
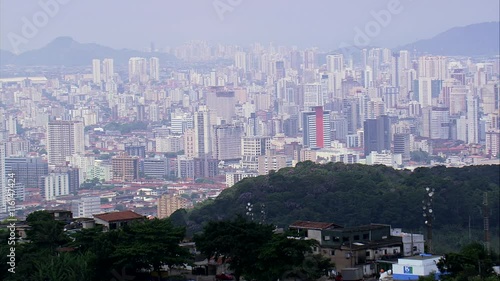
[1,0,499,53]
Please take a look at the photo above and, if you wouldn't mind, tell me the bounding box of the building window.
[363,233,369,240]
[354,235,360,241]
[331,250,335,256]
[342,237,349,242]
[366,251,370,257]
[324,236,331,241]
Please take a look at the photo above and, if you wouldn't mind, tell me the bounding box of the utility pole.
[423,187,435,254]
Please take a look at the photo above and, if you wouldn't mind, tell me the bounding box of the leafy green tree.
[68,225,104,253]
[437,242,497,281]
[282,254,333,281]
[25,211,70,251]
[194,216,274,281]
[112,218,191,281]
[184,163,499,255]
[80,178,101,189]
[252,233,332,281]
[411,150,431,163]
[3,211,92,281]
[170,209,188,228]
[29,252,96,281]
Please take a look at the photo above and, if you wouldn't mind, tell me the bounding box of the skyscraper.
[418,56,448,80]
[149,57,160,81]
[363,115,391,156]
[399,50,410,70]
[157,193,191,218]
[102,58,114,82]
[128,57,147,83]
[213,124,243,161]
[393,133,410,160]
[194,105,212,158]
[275,61,285,80]
[111,153,139,181]
[303,49,316,70]
[421,107,450,139]
[205,90,236,123]
[92,59,101,84]
[303,83,322,108]
[241,136,271,170]
[466,95,479,144]
[5,157,48,189]
[234,51,247,72]
[43,173,69,200]
[391,52,400,88]
[47,121,84,166]
[418,77,433,107]
[302,106,331,149]
[326,54,344,73]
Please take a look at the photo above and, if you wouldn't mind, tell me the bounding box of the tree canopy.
[1,211,191,281]
[186,163,500,227]
[436,242,499,281]
[180,163,500,253]
[194,216,332,281]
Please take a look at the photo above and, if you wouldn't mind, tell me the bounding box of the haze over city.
[0,1,499,281]
[1,0,499,52]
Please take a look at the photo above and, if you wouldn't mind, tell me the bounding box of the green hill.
[174,162,500,239]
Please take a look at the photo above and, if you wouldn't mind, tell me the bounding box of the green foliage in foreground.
[194,216,332,281]
[418,242,500,281]
[1,212,332,281]
[0,212,189,281]
[437,242,499,281]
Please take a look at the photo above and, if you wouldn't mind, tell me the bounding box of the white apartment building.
[44,173,70,201]
[71,196,101,218]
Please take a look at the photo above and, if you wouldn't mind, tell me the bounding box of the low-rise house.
[46,210,73,222]
[93,210,144,231]
[289,221,404,277]
[392,254,442,280]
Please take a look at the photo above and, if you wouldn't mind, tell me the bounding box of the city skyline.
[1,0,499,53]
[0,2,499,280]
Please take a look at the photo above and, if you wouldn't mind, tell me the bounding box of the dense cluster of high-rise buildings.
[0,41,498,217]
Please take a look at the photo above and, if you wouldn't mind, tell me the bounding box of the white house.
[392,254,441,280]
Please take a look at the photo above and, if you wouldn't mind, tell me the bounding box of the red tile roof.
[93,210,144,222]
[289,220,343,230]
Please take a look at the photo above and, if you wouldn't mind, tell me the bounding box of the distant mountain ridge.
[0,36,177,66]
[399,22,499,56]
[1,22,498,66]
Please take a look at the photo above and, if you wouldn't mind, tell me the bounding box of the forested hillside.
[174,162,500,245]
